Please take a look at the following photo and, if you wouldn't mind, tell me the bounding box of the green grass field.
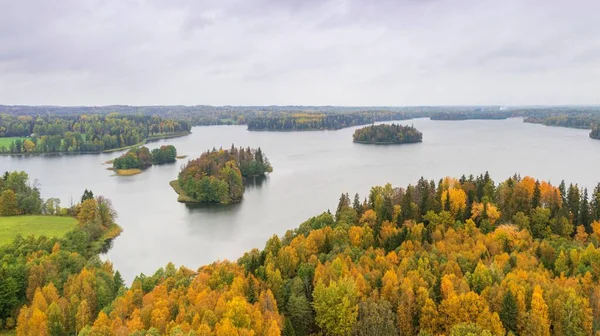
[0,137,27,149]
[0,215,77,246]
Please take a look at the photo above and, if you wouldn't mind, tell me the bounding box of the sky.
[0,0,599,106]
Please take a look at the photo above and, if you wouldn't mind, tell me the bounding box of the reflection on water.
[246,175,268,188]
[2,118,600,282]
[184,201,243,213]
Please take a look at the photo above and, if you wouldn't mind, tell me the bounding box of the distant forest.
[1,105,599,138]
[0,114,191,154]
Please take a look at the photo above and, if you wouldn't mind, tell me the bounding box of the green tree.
[530,207,551,238]
[353,298,398,336]
[532,180,541,209]
[579,188,591,231]
[313,277,359,336]
[47,302,65,336]
[499,291,518,334]
[81,189,94,203]
[450,323,492,336]
[286,278,313,336]
[0,189,18,216]
[470,262,492,294]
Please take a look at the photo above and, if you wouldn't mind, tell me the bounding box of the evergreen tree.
[113,271,125,294]
[559,180,567,205]
[401,186,414,223]
[336,193,350,219]
[567,184,581,224]
[592,183,600,221]
[81,189,94,203]
[352,193,363,216]
[532,180,541,209]
[579,188,591,232]
[444,192,451,212]
[500,291,518,334]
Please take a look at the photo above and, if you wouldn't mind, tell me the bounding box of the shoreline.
[0,131,190,156]
[169,180,243,205]
[353,140,423,145]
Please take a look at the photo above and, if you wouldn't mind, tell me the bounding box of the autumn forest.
[2,170,600,335]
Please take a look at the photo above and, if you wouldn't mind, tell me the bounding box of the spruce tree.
[500,290,518,334]
[580,188,591,232]
[532,180,541,209]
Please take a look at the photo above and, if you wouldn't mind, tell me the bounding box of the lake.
[1,118,599,282]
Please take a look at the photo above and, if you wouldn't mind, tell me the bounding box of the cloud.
[0,0,599,106]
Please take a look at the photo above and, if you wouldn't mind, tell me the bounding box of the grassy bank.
[0,215,77,246]
[0,131,190,156]
[115,168,142,176]
[170,180,201,203]
[0,137,28,148]
[101,131,191,153]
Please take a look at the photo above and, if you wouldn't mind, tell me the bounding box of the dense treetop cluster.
[590,126,600,140]
[353,124,423,144]
[177,146,272,204]
[8,172,600,335]
[246,111,415,131]
[112,145,177,170]
[0,171,44,216]
[0,177,121,336]
[0,114,191,154]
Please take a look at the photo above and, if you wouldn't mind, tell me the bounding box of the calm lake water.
[1,118,599,282]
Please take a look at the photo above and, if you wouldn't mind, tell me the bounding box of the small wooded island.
[353,123,423,144]
[171,145,272,204]
[111,145,177,176]
[591,126,600,140]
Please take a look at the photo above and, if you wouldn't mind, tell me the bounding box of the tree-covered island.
[111,145,178,176]
[172,145,272,204]
[591,125,600,140]
[353,123,423,144]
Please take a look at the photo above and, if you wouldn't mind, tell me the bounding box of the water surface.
[1,118,599,281]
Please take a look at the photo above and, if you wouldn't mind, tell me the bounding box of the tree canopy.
[353,123,423,144]
[177,146,272,204]
[9,172,600,336]
[0,114,190,154]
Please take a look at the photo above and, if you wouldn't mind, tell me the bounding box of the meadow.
[0,215,77,245]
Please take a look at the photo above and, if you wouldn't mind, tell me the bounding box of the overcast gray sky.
[0,0,598,106]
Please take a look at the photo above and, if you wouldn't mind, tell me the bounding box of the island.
[353,123,423,144]
[110,145,178,176]
[591,126,600,140]
[0,113,191,154]
[171,145,272,204]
